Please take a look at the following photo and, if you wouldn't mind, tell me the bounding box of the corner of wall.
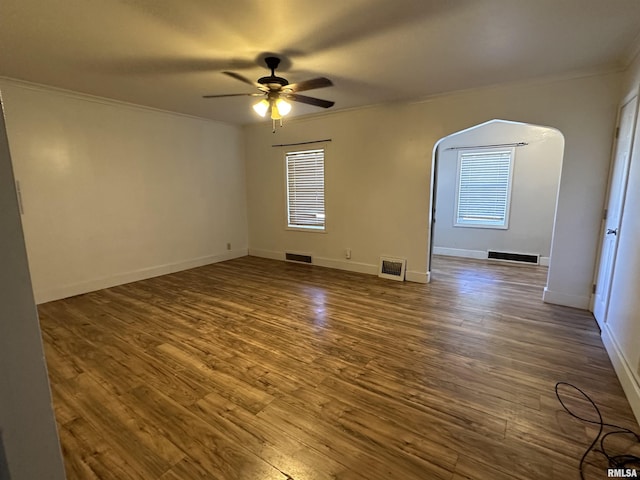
[602,324,640,424]
[542,287,590,310]
[35,249,248,304]
[248,249,429,283]
[405,270,429,284]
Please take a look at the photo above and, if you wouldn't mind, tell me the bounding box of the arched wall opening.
[428,119,565,289]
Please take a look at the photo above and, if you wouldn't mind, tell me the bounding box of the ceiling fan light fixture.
[205,56,334,131]
[252,99,269,117]
[271,102,282,120]
[275,98,291,116]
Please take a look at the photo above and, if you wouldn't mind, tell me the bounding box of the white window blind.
[286,148,325,230]
[455,149,514,228]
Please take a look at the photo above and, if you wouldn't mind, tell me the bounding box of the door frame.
[427,119,564,288]
[591,87,640,328]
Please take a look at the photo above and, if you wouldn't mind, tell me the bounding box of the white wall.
[434,120,563,262]
[0,79,248,303]
[244,72,620,303]
[0,95,66,479]
[600,54,640,423]
[244,104,434,283]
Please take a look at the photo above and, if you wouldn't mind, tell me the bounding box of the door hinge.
[603,208,608,220]
[592,284,597,294]
[616,126,620,139]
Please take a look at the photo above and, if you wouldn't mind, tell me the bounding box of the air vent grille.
[285,252,312,264]
[379,256,406,281]
[487,250,539,264]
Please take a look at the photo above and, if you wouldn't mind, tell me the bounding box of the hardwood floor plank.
[257,396,455,480]
[452,455,528,480]
[38,255,639,479]
[190,393,370,480]
[123,384,287,480]
[60,417,142,480]
[307,375,553,479]
[280,383,460,473]
[155,342,276,413]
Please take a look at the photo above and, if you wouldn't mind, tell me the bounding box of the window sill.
[286,226,327,233]
[454,223,508,230]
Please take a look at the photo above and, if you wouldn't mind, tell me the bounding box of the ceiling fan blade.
[202,93,263,98]
[285,77,333,93]
[287,94,335,108]
[223,71,262,88]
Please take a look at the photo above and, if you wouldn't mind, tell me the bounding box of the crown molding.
[0,76,236,128]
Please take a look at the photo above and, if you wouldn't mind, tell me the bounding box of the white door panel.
[593,95,637,328]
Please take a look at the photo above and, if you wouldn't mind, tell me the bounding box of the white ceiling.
[2,0,640,125]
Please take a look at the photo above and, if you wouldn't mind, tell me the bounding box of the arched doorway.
[428,119,565,291]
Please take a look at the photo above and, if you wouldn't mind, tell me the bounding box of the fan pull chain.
[272,118,284,133]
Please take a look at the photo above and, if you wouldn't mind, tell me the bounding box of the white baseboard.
[35,249,248,304]
[248,249,428,284]
[602,324,640,425]
[434,247,550,266]
[406,270,428,284]
[317,255,428,283]
[313,256,378,275]
[433,247,486,259]
[247,248,284,261]
[542,287,590,309]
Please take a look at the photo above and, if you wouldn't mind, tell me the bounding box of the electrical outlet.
[227,243,231,251]
[345,248,351,259]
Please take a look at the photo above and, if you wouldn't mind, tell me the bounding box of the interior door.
[593,94,638,328]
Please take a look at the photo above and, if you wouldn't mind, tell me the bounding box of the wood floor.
[38,255,639,480]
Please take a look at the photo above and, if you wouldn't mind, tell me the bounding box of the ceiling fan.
[203,56,334,129]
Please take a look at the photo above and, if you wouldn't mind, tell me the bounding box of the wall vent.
[379,256,406,281]
[285,252,312,264]
[487,250,540,265]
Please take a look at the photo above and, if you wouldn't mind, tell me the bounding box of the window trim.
[285,147,326,233]
[453,147,515,230]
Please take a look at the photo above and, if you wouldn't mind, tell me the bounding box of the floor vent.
[379,256,406,281]
[487,250,539,265]
[285,252,312,264]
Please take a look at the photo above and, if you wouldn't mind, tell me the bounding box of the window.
[286,148,325,231]
[454,148,514,229]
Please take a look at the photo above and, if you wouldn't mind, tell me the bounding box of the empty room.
[2,1,640,479]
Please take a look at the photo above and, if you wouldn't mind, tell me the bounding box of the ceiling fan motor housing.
[259,56,289,87]
[258,75,289,87]
[203,54,334,111]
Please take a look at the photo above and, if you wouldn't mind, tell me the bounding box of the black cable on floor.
[555,381,640,479]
